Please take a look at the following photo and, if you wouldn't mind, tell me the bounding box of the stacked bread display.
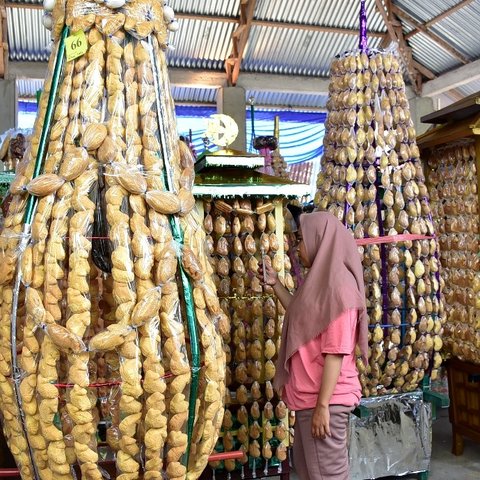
[315,50,445,396]
[0,1,225,479]
[201,198,292,473]
[427,143,479,365]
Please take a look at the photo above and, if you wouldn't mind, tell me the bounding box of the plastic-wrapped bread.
[199,197,295,469]
[0,2,226,479]
[427,143,479,365]
[315,50,443,395]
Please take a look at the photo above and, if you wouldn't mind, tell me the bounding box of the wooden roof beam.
[379,0,395,49]
[391,4,470,64]
[405,0,475,40]
[375,0,423,94]
[422,57,480,97]
[412,60,436,80]
[226,0,256,86]
[0,0,7,78]
[5,1,41,8]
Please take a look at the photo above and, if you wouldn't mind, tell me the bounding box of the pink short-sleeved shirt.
[283,309,361,411]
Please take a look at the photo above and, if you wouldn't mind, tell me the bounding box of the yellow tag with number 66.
[65,30,88,62]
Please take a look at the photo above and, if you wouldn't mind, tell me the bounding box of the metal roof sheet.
[406,29,462,75]
[16,78,43,98]
[432,1,480,60]
[395,0,480,64]
[255,0,386,32]
[7,0,42,4]
[7,6,51,62]
[5,0,480,108]
[173,0,239,17]
[243,25,383,77]
[245,90,329,110]
[394,0,461,22]
[456,78,480,96]
[171,85,219,104]
[167,17,234,70]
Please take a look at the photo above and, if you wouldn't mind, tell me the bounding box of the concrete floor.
[379,408,479,480]
[417,408,479,480]
[288,409,479,480]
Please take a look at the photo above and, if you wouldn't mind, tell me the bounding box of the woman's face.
[296,229,311,268]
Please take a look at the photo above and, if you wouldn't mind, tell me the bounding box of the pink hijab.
[274,212,368,392]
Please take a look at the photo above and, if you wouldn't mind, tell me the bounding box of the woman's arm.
[272,278,293,310]
[261,262,293,309]
[311,354,343,439]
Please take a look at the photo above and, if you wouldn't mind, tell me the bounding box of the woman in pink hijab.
[263,211,367,480]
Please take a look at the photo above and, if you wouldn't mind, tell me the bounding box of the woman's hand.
[259,261,278,286]
[311,405,330,439]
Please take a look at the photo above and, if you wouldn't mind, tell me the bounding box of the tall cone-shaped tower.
[0,1,226,479]
[315,45,445,396]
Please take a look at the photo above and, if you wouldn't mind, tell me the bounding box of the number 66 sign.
[65,30,88,62]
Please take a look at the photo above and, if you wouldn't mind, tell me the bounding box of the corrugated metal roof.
[167,18,234,70]
[173,0,239,17]
[7,0,42,4]
[243,26,382,77]
[5,0,480,108]
[171,85,218,104]
[456,78,480,96]
[7,6,51,62]
[406,29,462,74]
[394,0,460,22]
[432,1,480,59]
[255,0,386,32]
[246,90,329,110]
[396,1,480,62]
[16,78,43,98]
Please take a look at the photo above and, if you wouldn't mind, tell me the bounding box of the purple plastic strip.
[343,183,352,226]
[359,0,368,52]
[427,210,442,301]
[373,169,389,326]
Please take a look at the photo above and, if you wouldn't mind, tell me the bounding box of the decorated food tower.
[0,1,226,479]
[315,2,444,398]
[192,118,306,479]
[313,4,445,476]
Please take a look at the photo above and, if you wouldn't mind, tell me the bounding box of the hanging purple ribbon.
[359,0,368,52]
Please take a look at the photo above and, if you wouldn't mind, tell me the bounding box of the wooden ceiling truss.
[375,0,424,94]
[225,0,256,86]
[391,4,470,65]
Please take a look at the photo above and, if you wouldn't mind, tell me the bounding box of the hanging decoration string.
[359,0,368,52]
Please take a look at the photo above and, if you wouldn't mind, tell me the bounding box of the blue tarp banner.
[17,102,326,165]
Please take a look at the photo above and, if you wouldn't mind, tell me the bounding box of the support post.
[0,78,17,131]
[216,86,246,151]
[409,96,434,136]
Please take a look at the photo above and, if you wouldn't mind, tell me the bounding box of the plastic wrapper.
[0,1,225,479]
[349,392,431,479]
